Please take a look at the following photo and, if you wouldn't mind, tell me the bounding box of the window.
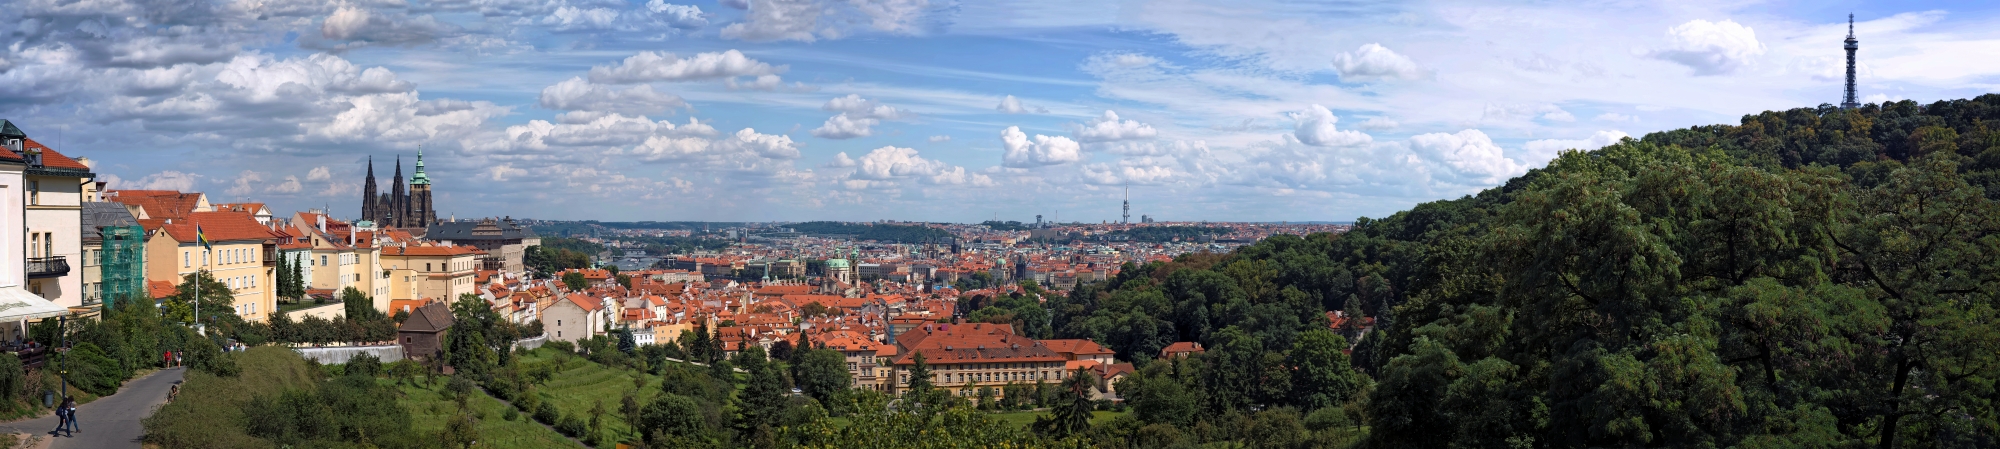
[27,180,38,205]
[321,255,328,266]
[557,320,562,326]
[183,252,189,268]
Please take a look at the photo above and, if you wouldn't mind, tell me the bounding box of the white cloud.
[306,166,333,181]
[1594,113,1639,123]
[715,128,800,159]
[317,7,460,49]
[826,152,857,167]
[1523,130,1630,165]
[273,175,303,194]
[1541,109,1576,122]
[538,77,686,115]
[486,164,530,181]
[226,170,264,196]
[1072,110,1157,143]
[927,135,950,143]
[822,94,907,119]
[1409,129,1528,184]
[1000,126,1082,167]
[1651,19,1766,76]
[995,95,1045,114]
[719,0,931,42]
[1331,43,1426,81]
[1289,104,1372,147]
[1081,163,1176,186]
[588,50,784,84]
[646,1,709,29]
[720,0,822,42]
[844,146,990,187]
[1356,117,1399,131]
[811,113,879,139]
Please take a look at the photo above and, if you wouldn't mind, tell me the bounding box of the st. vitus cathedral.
[361,151,436,230]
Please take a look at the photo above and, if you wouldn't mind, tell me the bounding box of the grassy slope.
[388,378,581,449]
[516,349,662,441]
[142,347,319,448]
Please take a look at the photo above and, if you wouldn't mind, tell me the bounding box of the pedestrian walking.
[163,350,172,368]
[174,351,183,367]
[62,396,77,434]
[50,396,72,437]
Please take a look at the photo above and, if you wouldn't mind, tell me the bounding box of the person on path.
[51,397,72,437]
[62,396,77,434]
[174,351,182,367]
[163,350,172,368]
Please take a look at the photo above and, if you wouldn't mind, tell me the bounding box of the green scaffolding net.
[98,225,146,311]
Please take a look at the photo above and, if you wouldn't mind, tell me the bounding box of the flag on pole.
[196,224,213,250]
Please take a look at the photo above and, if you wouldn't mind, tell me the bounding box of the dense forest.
[788,221,954,243]
[1040,97,2000,448]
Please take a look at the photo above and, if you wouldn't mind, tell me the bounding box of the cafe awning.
[0,287,70,321]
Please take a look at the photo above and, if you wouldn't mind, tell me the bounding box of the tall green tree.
[1287,329,1367,411]
[792,349,849,404]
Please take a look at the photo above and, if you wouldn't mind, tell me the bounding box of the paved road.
[0,367,184,448]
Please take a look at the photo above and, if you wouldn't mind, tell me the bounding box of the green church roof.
[0,120,24,139]
[409,149,431,185]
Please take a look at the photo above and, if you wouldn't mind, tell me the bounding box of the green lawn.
[387,378,582,449]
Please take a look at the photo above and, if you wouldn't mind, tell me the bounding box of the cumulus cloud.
[317,7,460,49]
[1651,19,1765,76]
[1289,104,1372,147]
[1072,110,1157,143]
[1331,43,1427,81]
[720,0,932,42]
[272,175,303,193]
[844,146,990,187]
[1481,103,1575,123]
[646,1,709,29]
[544,5,623,31]
[504,114,717,150]
[715,128,800,159]
[995,95,1045,114]
[821,94,907,120]
[588,50,784,84]
[307,166,333,181]
[724,74,783,90]
[1001,126,1081,167]
[811,113,879,139]
[1522,130,1631,165]
[1082,163,1176,186]
[1409,129,1528,184]
[826,152,857,167]
[538,77,686,115]
[119,170,202,192]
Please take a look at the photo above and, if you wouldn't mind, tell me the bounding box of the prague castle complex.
[361,152,437,230]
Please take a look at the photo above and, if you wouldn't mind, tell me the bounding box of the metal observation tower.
[1841,14,1860,109]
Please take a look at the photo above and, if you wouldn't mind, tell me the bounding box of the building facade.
[142,212,279,322]
[424,217,539,275]
[8,126,95,308]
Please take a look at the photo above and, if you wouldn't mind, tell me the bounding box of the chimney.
[317,214,326,233]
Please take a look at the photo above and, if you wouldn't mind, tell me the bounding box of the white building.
[11,127,93,309]
[0,122,79,340]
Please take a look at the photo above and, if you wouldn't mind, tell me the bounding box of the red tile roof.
[156,211,280,243]
[19,138,91,170]
[107,190,206,220]
[148,280,177,300]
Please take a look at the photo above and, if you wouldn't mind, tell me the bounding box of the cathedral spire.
[410,147,430,185]
[362,155,379,222]
[1841,13,1860,109]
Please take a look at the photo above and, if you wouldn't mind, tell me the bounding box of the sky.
[5,0,2000,223]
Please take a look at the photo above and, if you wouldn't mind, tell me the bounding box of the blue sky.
[5,0,2000,223]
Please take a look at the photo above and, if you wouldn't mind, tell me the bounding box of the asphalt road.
[0,367,184,448]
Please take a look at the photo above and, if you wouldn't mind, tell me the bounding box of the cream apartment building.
[143,211,278,322]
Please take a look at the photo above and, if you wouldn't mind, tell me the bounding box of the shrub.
[345,353,382,377]
[543,340,575,354]
[503,406,520,422]
[557,413,588,437]
[534,400,560,424]
[63,342,125,396]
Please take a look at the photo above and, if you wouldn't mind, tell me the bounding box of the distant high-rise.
[1842,14,1860,110]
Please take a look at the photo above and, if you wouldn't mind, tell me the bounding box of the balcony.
[26,256,67,279]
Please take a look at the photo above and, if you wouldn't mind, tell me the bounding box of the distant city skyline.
[5,1,1999,222]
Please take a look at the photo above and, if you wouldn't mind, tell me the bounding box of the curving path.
[0,367,185,448]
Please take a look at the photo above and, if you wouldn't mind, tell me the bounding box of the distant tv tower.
[1121,184,1131,225]
[1842,13,1859,109]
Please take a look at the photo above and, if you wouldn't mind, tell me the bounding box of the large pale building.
[378,244,481,301]
[888,322,1069,401]
[5,123,96,309]
[285,212,388,313]
[0,122,77,340]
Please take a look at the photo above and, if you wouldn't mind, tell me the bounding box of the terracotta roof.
[560,294,604,312]
[1160,341,1204,358]
[157,211,280,243]
[148,280,177,300]
[106,190,206,220]
[1040,339,1114,357]
[386,245,480,257]
[19,137,91,170]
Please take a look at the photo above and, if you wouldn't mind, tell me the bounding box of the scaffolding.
[98,225,146,311]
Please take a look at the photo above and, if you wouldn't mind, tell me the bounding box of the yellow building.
[286,212,387,314]
[142,211,278,322]
[378,244,481,301]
